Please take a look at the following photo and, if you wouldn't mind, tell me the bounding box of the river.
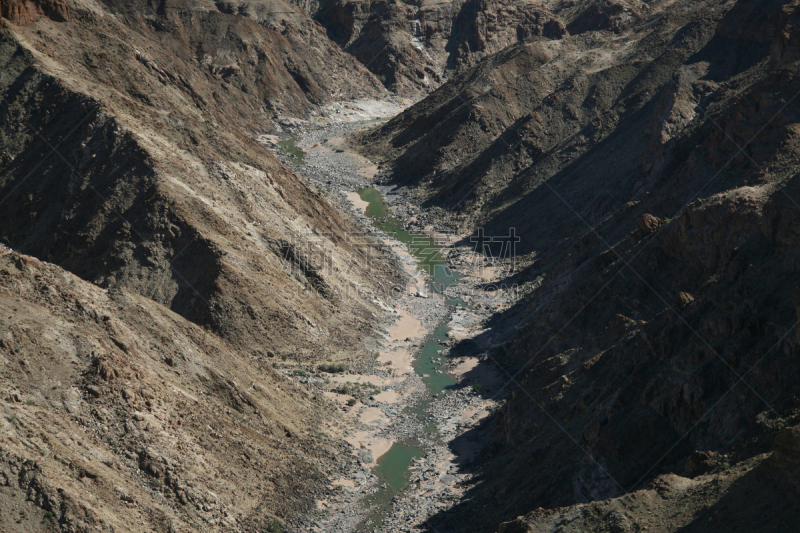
[355,186,464,531]
[271,111,505,533]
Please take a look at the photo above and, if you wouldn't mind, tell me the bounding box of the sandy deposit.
[323,392,395,464]
[346,191,369,213]
[359,406,389,425]
[391,308,423,340]
[345,431,394,462]
[376,307,426,374]
[452,357,503,389]
[328,374,403,387]
[374,390,401,403]
[358,163,379,179]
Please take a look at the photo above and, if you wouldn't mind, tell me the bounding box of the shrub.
[318,363,347,373]
[267,519,283,533]
[472,384,483,394]
[346,398,357,406]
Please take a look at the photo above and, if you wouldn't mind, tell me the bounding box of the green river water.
[354,187,464,531]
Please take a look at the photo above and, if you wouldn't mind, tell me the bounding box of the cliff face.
[362,0,800,530]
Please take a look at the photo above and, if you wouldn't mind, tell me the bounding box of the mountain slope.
[0,2,402,530]
[499,432,800,532]
[0,0,398,359]
[360,0,800,530]
[313,0,566,95]
[307,0,687,96]
[361,0,780,240]
[0,251,344,532]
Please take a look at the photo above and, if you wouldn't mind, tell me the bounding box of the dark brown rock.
[685,450,722,477]
[771,424,800,468]
[638,213,663,234]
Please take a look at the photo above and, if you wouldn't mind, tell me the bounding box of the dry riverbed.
[264,100,519,532]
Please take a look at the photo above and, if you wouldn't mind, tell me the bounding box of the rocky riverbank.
[262,100,520,532]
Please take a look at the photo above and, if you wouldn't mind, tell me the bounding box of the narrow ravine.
[266,100,516,532]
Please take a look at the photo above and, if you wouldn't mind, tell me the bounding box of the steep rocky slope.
[308,0,679,96]
[0,251,345,532]
[499,426,800,532]
[0,4,403,529]
[0,0,398,359]
[312,0,564,95]
[362,0,782,234]
[360,0,800,530]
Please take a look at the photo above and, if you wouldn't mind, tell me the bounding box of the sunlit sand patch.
[390,308,423,340]
[358,163,379,180]
[359,406,388,425]
[344,430,393,462]
[378,347,413,374]
[322,394,394,467]
[346,191,369,214]
[374,390,400,403]
[327,374,402,387]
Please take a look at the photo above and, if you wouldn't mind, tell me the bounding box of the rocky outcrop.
[566,0,644,35]
[771,1,800,67]
[771,424,800,468]
[313,0,566,95]
[0,0,69,25]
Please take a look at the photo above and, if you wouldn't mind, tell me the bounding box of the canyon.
[2,0,800,532]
